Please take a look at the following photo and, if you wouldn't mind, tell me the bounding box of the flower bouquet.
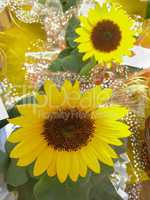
[0,0,150,200]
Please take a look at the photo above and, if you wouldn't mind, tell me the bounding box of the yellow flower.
[136,20,150,49]
[0,10,46,95]
[8,80,131,183]
[112,0,147,17]
[75,3,136,64]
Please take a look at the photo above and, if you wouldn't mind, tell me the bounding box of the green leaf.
[38,0,46,4]
[49,49,87,73]
[6,160,29,187]
[0,119,8,129]
[5,141,16,155]
[8,178,37,200]
[27,163,35,178]
[17,179,37,200]
[65,16,80,48]
[8,107,20,118]
[59,48,73,59]
[126,65,141,73]
[89,174,122,200]
[49,59,64,72]
[27,163,43,180]
[113,144,126,155]
[62,49,87,73]
[6,96,36,119]
[34,174,91,200]
[100,163,114,176]
[17,95,37,105]
[79,59,96,76]
[60,0,78,12]
[0,150,9,173]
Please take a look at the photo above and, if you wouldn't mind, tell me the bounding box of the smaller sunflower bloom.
[8,80,131,183]
[75,3,136,64]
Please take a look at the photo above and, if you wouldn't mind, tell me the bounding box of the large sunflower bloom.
[8,80,131,183]
[75,3,136,64]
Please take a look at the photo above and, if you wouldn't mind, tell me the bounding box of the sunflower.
[8,80,131,183]
[0,10,46,95]
[112,0,147,17]
[75,3,136,64]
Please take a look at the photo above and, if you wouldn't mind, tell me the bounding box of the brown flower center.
[91,20,122,52]
[42,108,95,151]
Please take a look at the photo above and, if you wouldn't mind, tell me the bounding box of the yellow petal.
[35,94,51,114]
[35,93,48,105]
[92,141,115,166]
[88,9,100,25]
[75,36,90,43]
[75,28,89,37]
[56,151,70,183]
[16,105,35,116]
[95,120,131,138]
[8,116,42,127]
[78,152,87,177]
[79,16,92,31]
[82,52,94,61]
[17,143,46,166]
[8,128,27,143]
[101,143,118,159]
[94,105,128,120]
[10,137,44,158]
[61,80,81,108]
[94,147,114,166]
[78,43,93,52]
[34,146,53,176]
[97,136,123,146]
[81,147,100,174]
[47,151,57,177]
[44,80,63,109]
[69,152,79,182]
[7,126,42,143]
[80,87,112,110]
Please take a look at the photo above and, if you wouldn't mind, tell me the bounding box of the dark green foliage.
[49,49,88,73]
[0,150,9,173]
[65,16,80,48]
[0,151,122,200]
[8,179,37,200]
[0,119,8,129]
[38,0,46,4]
[16,95,37,105]
[6,160,29,187]
[34,174,91,200]
[58,48,73,59]
[80,59,96,76]
[5,141,16,155]
[89,174,122,200]
[146,1,150,18]
[7,107,20,119]
[60,0,79,12]
[33,171,123,200]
